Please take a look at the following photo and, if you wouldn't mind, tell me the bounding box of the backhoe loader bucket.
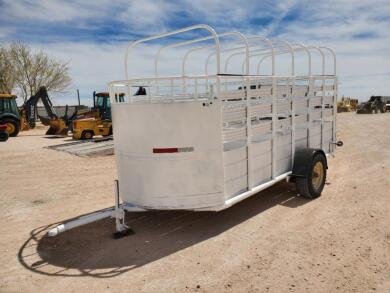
[45,119,69,136]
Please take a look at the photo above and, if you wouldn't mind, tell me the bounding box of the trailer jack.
[112,180,134,239]
[47,180,143,238]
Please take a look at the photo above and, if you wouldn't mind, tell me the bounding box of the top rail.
[116,24,336,104]
[124,24,221,100]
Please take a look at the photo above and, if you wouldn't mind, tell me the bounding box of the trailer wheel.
[295,151,327,199]
[81,130,93,140]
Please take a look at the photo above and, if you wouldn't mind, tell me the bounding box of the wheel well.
[82,129,94,135]
[292,148,327,178]
[0,115,19,124]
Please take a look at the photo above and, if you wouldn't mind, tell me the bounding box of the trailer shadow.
[18,181,309,278]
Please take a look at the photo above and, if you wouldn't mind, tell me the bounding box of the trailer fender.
[292,148,327,178]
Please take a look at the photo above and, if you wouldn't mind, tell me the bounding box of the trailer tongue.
[48,24,342,238]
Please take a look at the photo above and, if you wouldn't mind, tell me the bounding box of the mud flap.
[292,148,327,178]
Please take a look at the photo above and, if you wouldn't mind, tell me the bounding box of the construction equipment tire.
[0,118,20,137]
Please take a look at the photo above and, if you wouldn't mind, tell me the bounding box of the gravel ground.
[0,112,389,292]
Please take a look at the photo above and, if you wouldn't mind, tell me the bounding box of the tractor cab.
[93,92,111,120]
[0,94,19,118]
[0,94,21,136]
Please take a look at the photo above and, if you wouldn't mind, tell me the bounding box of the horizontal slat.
[324,108,333,117]
[220,90,245,100]
[293,86,309,97]
[251,120,272,136]
[276,117,291,130]
[310,97,322,107]
[323,95,334,105]
[295,114,307,124]
[223,126,247,142]
[313,85,335,92]
[310,111,321,120]
[276,99,291,113]
[249,88,272,98]
[223,106,246,123]
[251,102,272,117]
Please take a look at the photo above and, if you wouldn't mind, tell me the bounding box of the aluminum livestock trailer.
[49,24,342,237]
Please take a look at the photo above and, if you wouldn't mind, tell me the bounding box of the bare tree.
[0,47,15,94]
[9,43,72,103]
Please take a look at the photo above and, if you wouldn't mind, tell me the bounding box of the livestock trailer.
[49,24,342,237]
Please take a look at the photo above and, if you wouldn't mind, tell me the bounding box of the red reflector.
[153,147,194,154]
[153,148,178,153]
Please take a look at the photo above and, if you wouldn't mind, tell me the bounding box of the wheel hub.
[312,161,324,191]
[6,123,15,134]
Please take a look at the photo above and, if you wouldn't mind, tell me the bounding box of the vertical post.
[307,77,313,148]
[333,76,338,152]
[209,84,214,102]
[291,77,296,166]
[128,82,133,103]
[320,57,325,151]
[319,46,337,153]
[77,89,80,106]
[271,76,277,179]
[147,80,151,102]
[194,78,198,99]
[205,54,211,93]
[183,77,187,94]
[245,77,253,189]
[114,179,121,231]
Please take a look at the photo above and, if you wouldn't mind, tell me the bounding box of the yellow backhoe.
[72,92,113,140]
[0,87,69,137]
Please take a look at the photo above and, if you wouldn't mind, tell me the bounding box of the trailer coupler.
[47,207,118,237]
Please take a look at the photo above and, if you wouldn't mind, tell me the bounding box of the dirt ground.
[0,112,389,293]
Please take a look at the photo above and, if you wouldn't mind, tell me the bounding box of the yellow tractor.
[0,93,21,136]
[337,97,359,113]
[72,92,113,140]
[0,87,69,137]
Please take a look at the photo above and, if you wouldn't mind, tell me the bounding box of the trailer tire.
[293,150,327,199]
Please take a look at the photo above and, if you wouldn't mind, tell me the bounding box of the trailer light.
[153,147,194,153]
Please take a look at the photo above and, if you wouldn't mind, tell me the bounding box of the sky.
[1,0,390,105]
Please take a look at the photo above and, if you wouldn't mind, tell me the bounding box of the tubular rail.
[224,36,275,75]
[124,24,221,100]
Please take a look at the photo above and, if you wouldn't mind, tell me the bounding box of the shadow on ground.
[43,136,68,139]
[18,181,310,278]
